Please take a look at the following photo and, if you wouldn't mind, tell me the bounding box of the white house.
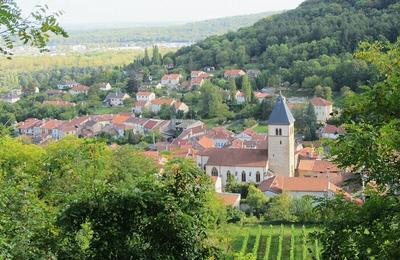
[150,98,176,113]
[310,97,333,123]
[319,124,345,139]
[57,81,79,90]
[234,91,246,105]
[136,91,156,102]
[69,85,89,95]
[99,82,112,91]
[0,93,20,103]
[104,92,130,107]
[161,73,182,87]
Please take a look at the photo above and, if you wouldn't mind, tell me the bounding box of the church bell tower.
[267,93,295,177]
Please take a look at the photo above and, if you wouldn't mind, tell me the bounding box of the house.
[15,118,42,136]
[224,69,246,79]
[69,85,89,95]
[150,98,175,113]
[174,101,189,114]
[319,124,345,139]
[57,81,79,90]
[217,193,241,208]
[104,92,130,107]
[0,93,20,103]
[191,71,209,79]
[133,100,151,114]
[246,69,261,79]
[206,127,235,148]
[296,147,318,160]
[42,100,76,107]
[197,148,268,186]
[234,91,246,105]
[310,97,333,123]
[161,73,182,87]
[136,91,155,102]
[253,91,270,103]
[204,66,215,72]
[99,82,112,91]
[297,159,352,187]
[33,119,64,143]
[259,176,341,199]
[190,77,205,88]
[46,89,64,96]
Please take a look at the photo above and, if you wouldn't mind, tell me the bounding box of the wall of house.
[205,165,268,187]
[314,105,333,122]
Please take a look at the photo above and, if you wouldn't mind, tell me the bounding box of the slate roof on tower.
[268,93,295,125]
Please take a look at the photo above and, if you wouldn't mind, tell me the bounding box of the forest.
[48,11,280,46]
[172,0,400,91]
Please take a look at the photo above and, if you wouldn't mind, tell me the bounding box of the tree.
[143,48,151,66]
[199,81,231,119]
[241,75,252,103]
[126,78,140,94]
[245,185,268,218]
[0,1,67,57]
[151,45,161,65]
[229,79,237,103]
[303,103,318,141]
[315,39,400,259]
[265,193,296,222]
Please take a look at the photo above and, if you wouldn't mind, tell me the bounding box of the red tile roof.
[151,98,175,106]
[136,91,154,97]
[224,69,246,76]
[217,193,241,206]
[321,124,345,134]
[41,119,64,130]
[70,85,89,92]
[298,159,341,173]
[311,97,332,106]
[162,74,181,81]
[17,118,41,129]
[259,176,340,193]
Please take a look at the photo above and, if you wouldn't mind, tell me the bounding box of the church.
[196,93,296,187]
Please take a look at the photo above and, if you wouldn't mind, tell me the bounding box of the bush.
[226,206,245,224]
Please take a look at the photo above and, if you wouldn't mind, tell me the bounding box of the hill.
[49,11,281,47]
[172,0,400,91]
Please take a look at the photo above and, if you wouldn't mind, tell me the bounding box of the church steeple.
[268,92,295,125]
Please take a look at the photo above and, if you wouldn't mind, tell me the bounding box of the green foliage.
[199,81,231,119]
[252,225,262,255]
[245,185,269,218]
[315,39,400,259]
[276,224,284,260]
[241,75,252,103]
[264,225,273,260]
[173,0,398,90]
[290,224,295,260]
[240,232,250,256]
[303,102,319,141]
[0,1,67,57]
[0,137,220,259]
[226,206,245,224]
[265,193,296,222]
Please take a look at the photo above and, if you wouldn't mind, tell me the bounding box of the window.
[279,129,282,135]
[227,170,231,178]
[256,172,261,182]
[280,140,282,145]
[275,128,279,135]
[211,167,218,177]
[241,171,246,182]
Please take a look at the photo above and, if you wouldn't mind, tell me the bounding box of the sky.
[16,0,305,26]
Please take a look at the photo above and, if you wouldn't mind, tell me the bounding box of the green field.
[212,224,321,260]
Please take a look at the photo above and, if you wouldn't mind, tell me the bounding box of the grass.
[92,106,131,115]
[252,124,268,134]
[211,223,321,260]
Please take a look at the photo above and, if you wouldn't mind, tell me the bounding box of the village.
[11,67,356,209]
